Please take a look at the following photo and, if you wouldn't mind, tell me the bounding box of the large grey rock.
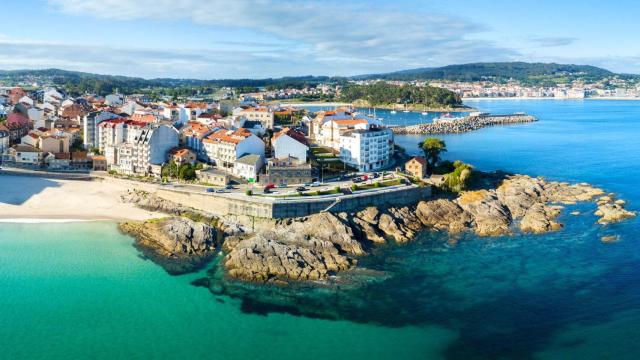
[119,217,218,275]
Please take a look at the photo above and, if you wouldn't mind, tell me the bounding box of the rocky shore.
[119,217,220,274]
[120,174,634,284]
[391,114,538,134]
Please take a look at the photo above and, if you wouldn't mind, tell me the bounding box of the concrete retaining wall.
[149,185,431,219]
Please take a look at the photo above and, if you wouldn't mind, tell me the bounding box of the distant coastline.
[463,97,640,101]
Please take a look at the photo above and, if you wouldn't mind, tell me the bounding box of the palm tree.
[419,137,447,174]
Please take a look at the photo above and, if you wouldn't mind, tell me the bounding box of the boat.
[390,110,397,114]
[421,111,428,115]
[403,110,410,113]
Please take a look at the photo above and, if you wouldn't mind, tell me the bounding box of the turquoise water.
[0,222,454,360]
[2,100,640,359]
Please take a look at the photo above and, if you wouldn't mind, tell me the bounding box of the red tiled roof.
[330,119,368,126]
[168,147,193,157]
[7,113,29,126]
[203,128,254,145]
[131,113,156,123]
[273,127,307,145]
[409,156,427,166]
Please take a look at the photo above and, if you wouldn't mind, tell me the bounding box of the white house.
[272,127,308,163]
[202,128,265,169]
[18,96,34,106]
[234,154,263,181]
[105,94,124,106]
[43,88,64,105]
[339,126,394,172]
[27,107,45,129]
[8,144,43,166]
[0,124,10,155]
[120,100,144,115]
[61,99,75,108]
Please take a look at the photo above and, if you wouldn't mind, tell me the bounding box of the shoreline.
[276,101,475,112]
[0,175,163,222]
[0,217,107,223]
[463,97,640,101]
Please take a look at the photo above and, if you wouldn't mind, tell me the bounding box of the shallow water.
[1,99,640,359]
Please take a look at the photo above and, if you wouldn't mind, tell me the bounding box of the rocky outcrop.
[595,195,636,224]
[223,213,358,284]
[519,204,563,233]
[457,190,512,236]
[121,174,634,284]
[119,217,218,275]
[415,199,472,233]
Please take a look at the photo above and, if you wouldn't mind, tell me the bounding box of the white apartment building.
[83,110,120,149]
[233,106,274,129]
[202,128,265,169]
[339,126,394,172]
[110,123,179,175]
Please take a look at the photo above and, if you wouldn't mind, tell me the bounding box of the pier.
[391,113,538,135]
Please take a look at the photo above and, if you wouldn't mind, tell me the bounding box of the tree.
[419,138,447,174]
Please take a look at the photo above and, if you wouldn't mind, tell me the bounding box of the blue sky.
[0,0,638,79]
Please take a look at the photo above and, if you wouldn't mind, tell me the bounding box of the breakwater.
[390,113,538,134]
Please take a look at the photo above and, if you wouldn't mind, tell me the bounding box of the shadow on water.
[192,219,640,359]
[0,175,61,205]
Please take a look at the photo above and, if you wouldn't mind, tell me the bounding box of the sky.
[0,0,638,79]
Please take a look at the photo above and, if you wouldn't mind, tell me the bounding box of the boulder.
[119,217,218,275]
[415,199,472,233]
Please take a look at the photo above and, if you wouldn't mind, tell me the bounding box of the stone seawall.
[146,185,431,219]
[271,186,432,218]
[391,114,538,135]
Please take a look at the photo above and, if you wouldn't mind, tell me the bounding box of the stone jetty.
[391,114,538,135]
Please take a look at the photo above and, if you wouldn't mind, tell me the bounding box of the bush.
[443,161,474,193]
[350,184,358,191]
[245,189,253,196]
[334,186,341,193]
[374,182,381,188]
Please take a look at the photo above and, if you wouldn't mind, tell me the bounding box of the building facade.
[265,156,313,185]
[339,127,394,172]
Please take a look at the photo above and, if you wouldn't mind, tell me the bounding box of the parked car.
[296,186,307,192]
[265,183,275,190]
[303,182,312,187]
[311,181,321,187]
[277,184,287,188]
[206,188,215,193]
[340,188,352,195]
[225,184,234,190]
[216,189,226,193]
[352,177,364,183]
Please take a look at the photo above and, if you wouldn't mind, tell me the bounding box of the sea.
[1,99,639,359]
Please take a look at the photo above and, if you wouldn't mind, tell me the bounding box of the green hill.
[355,62,622,85]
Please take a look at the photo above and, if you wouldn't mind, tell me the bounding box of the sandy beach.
[0,175,162,221]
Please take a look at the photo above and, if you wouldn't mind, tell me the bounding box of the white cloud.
[45,0,519,77]
[529,36,579,48]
